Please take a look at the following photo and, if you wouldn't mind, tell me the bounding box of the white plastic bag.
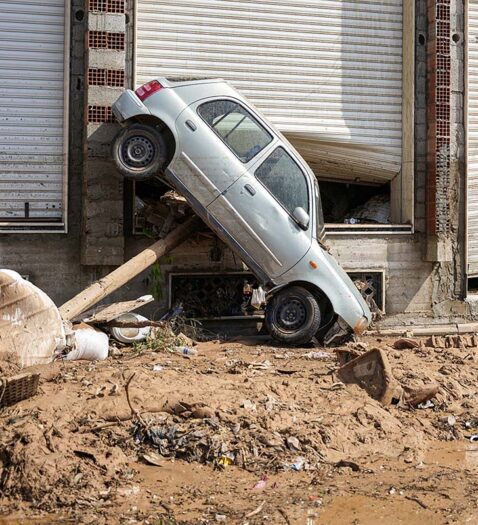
[65,327,109,361]
[251,287,266,309]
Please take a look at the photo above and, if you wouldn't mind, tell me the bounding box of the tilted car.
[112,78,372,345]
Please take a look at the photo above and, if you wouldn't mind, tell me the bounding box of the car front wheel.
[265,286,322,345]
[112,123,167,181]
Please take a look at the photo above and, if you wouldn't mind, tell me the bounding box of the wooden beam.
[60,216,201,321]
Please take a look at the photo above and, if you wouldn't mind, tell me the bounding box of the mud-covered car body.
[112,78,371,343]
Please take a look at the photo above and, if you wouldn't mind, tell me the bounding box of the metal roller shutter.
[468,4,478,275]
[0,0,67,225]
[135,0,403,184]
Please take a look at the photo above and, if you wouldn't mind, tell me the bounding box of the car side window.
[255,147,309,215]
[198,99,273,163]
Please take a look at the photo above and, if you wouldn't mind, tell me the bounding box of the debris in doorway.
[337,348,403,406]
[344,194,390,224]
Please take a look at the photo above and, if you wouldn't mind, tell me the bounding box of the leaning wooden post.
[60,216,201,321]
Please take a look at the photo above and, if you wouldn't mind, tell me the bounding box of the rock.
[393,338,419,350]
[286,436,301,451]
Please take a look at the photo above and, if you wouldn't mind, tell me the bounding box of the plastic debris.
[417,399,435,409]
[291,457,305,471]
[218,453,234,466]
[252,475,268,490]
[172,346,198,356]
[251,287,266,309]
[470,435,478,442]
[153,364,163,372]
[64,325,109,361]
[304,351,334,360]
[109,313,151,343]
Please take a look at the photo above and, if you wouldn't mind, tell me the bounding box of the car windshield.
[198,100,273,162]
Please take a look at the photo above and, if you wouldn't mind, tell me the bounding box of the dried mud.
[1,335,478,524]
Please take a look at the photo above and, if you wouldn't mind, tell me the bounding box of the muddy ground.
[1,333,478,524]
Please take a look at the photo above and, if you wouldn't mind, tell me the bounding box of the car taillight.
[135,80,163,101]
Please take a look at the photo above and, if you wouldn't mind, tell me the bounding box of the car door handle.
[185,120,197,131]
[244,184,256,196]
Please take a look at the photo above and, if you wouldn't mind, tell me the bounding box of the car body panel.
[112,77,372,334]
[171,98,248,207]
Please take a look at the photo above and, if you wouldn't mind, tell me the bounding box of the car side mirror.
[292,207,310,230]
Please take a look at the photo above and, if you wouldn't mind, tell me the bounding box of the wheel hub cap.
[277,298,306,331]
[122,136,155,167]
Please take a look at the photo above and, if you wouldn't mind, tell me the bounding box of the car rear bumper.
[112,89,151,123]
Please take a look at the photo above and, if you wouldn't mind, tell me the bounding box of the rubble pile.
[134,399,324,472]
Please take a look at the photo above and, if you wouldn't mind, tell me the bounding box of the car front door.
[207,146,313,280]
[170,98,273,208]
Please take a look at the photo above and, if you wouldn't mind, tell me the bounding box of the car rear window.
[198,100,273,162]
[255,147,309,215]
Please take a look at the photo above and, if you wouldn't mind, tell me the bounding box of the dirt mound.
[0,335,477,523]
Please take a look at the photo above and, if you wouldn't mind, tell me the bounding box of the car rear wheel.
[265,286,322,345]
[112,123,167,181]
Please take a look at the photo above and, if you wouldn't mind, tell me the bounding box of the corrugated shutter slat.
[0,0,65,221]
[136,0,403,184]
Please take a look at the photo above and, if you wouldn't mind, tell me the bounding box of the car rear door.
[171,98,273,208]
[207,146,313,280]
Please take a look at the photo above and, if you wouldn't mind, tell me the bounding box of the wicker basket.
[0,373,40,408]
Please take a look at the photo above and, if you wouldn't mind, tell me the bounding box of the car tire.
[112,123,167,181]
[265,286,321,345]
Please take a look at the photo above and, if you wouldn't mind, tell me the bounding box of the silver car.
[112,78,371,345]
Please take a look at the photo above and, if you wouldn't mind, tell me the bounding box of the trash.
[241,399,257,411]
[470,435,478,442]
[0,373,40,408]
[403,383,440,407]
[172,346,198,356]
[215,514,227,522]
[389,487,397,495]
[393,338,419,350]
[64,324,109,361]
[152,364,164,372]
[249,360,271,370]
[251,287,266,309]
[417,399,435,409]
[304,351,334,360]
[0,269,66,368]
[337,348,403,406]
[142,451,165,467]
[252,475,268,490]
[160,305,184,321]
[109,313,151,343]
[290,457,305,471]
[218,453,234,466]
[445,415,457,427]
